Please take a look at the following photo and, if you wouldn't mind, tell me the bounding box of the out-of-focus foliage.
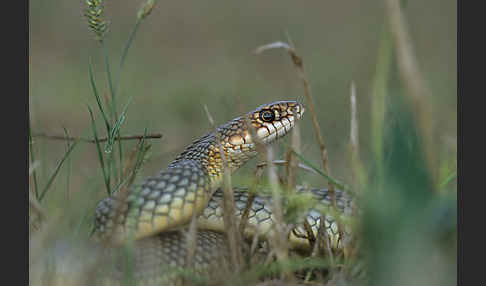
[29,0,456,195]
[29,1,456,285]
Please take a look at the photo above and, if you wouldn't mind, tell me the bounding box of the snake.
[91,100,354,284]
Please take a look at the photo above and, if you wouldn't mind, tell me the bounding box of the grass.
[29,1,456,285]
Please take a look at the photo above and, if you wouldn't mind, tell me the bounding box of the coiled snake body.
[92,101,353,284]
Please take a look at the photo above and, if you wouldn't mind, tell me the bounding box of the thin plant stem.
[102,41,122,185]
[39,140,79,202]
[29,122,40,200]
[254,42,345,268]
[129,128,149,185]
[349,81,368,195]
[62,127,72,202]
[32,132,162,143]
[256,159,319,176]
[112,19,145,184]
[288,147,349,191]
[88,58,111,134]
[118,20,141,82]
[203,104,244,271]
[102,41,117,123]
[235,97,293,279]
[285,119,301,190]
[88,106,111,195]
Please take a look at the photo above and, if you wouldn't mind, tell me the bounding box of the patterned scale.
[93,101,304,244]
[100,230,231,286]
[199,186,355,251]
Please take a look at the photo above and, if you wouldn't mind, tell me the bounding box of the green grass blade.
[289,148,349,191]
[119,20,141,77]
[74,210,92,238]
[62,127,72,201]
[111,128,151,195]
[370,26,393,190]
[440,170,457,189]
[38,139,79,202]
[102,43,124,178]
[111,20,145,184]
[88,223,96,238]
[88,106,111,195]
[102,43,123,176]
[105,97,132,153]
[243,257,331,281]
[131,128,149,181]
[88,58,111,134]
[102,42,117,121]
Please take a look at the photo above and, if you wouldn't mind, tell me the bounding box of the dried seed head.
[137,0,157,21]
[84,0,109,42]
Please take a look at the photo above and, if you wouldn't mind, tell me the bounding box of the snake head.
[219,100,305,156]
[248,100,305,144]
[177,100,304,175]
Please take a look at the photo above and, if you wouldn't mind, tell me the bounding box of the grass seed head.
[84,0,109,42]
[137,0,157,21]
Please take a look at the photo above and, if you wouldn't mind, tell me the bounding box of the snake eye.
[259,109,275,122]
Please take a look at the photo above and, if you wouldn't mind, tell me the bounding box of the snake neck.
[168,128,257,184]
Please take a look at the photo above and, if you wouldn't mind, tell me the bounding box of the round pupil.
[261,110,274,121]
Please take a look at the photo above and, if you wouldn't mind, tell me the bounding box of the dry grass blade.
[255,41,338,200]
[32,132,162,143]
[349,81,367,197]
[255,40,345,274]
[346,83,370,268]
[303,209,337,281]
[29,190,45,234]
[120,131,151,188]
[29,161,40,177]
[29,184,44,217]
[266,146,293,281]
[203,104,244,271]
[348,82,368,261]
[285,119,301,190]
[29,125,40,199]
[349,81,359,166]
[239,192,256,239]
[239,167,264,237]
[238,104,293,280]
[303,221,319,282]
[254,41,293,55]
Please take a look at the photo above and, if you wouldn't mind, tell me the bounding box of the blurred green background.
[29,2,457,285]
[29,0,456,212]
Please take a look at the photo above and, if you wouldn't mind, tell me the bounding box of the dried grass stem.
[204,105,245,271]
[32,132,162,143]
